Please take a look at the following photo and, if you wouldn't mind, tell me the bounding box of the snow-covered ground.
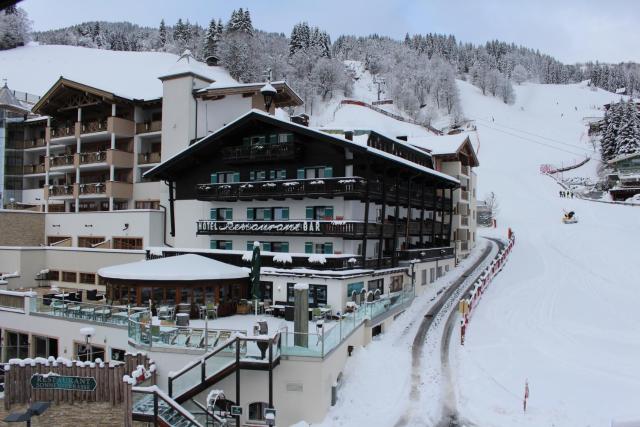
[451,80,640,426]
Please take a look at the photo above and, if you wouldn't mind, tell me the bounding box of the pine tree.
[203,18,218,58]
[615,100,640,156]
[159,19,166,48]
[601,102,622,161]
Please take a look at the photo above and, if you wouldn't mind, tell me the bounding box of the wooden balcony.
[107,116,135,137]
[80,119,108,134]
[50,124,76,139]
[138,151,161,165]
[23,164,46,174]
[221,142,299,163]
[24,138,46,149]
[136,120,162,134]
[197,177,451,209]
[49,154,75,168]
[47,184,74,198]
[78,182,106,196]
[79,150,107,164]
[107,181,133,199]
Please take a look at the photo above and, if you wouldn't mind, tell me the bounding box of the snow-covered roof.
[146,109,458,185]
[408,133,473,155]
[0,44,235,100]
[158,50,236,86]
[97,254,249,281]
[199,80,287,92]
[0,82,31,114]
[608,151,640,164]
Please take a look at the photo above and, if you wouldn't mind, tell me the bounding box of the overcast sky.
[20,0,640,64]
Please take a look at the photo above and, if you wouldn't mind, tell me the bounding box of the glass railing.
[30,297,130,327]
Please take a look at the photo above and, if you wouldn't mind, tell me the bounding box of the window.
[437,266,443,278]
[445,265,450,272]
[297,166,333,179]
[210,240,233,250]
[260,281,273,301]
[430,268,435,283]
[62,271,77,283]
[390,275,403,293]
[368,279,384,293]
[250,169,286,181]
[113,201,129,210]
[210,171,240,183]
[112,237,143,250]
[4,331,29,360]
[79,273,96,285]
[47,235,70,246]
[305,206,334,220]
[278,133,293,143]
[110,348,126,362]
[304,242,333,254]
[135,200,160,210]
[78,236,106,248]
[347,282,364,298]
[75,342,105,362]
[49,270,60,281]
[248,241,289,252]
[34,335,58,358]
[421,269,427,286]
[210,207,233,220]
[249,402,270,421]
[286,283,327,306]
[247,207,288,221]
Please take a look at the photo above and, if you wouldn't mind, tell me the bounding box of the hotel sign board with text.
[197,220,322,235]
[31,374,97,391]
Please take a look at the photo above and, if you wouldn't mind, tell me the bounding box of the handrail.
[132,385,203,427]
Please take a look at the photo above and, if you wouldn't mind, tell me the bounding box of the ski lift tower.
[373,75,386,101]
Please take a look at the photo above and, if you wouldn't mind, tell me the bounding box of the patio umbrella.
[250,241,261,300]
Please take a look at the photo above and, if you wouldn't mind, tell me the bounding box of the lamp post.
[260,82,277,113]
[80,327,95,362]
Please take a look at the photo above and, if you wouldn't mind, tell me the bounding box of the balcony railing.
[24,138,46,149]
[79,182,106,195]
[49,184,74,196]
[49,154,75,167]
[395,246,455,261]
[79,150,107,164]
[196,177,450,208]
[221,142,299,163]
[460,190,469,201]
[138,152,161,165]
[23,164,46,174]
[50,125,75,138]
[81,119,107,134]
[136,120,162,134]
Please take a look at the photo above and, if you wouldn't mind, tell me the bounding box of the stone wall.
[0,211,44,246]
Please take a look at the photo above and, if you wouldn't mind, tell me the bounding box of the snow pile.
[293,283,309,291]
[273,253,293,264]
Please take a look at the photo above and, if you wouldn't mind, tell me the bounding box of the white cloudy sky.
[20,0,640,64]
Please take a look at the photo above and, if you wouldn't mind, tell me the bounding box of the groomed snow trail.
[452,81,640,426]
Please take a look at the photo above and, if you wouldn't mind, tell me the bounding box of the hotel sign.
[197,220,322,235]
[31,374,97,391]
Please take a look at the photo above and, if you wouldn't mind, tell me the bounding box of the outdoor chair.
[206,303,217,319]
[312,307,323,321]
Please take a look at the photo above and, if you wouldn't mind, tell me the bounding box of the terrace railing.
[79,150,107,164]
[30,297,130,327]
[49,154,75,167]
[79,182,106,195]
[138,151,161,165]
[136,120,162,134]
[221,142,298,163]
[132,386,203,426]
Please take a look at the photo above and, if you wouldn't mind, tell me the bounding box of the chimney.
[290,114,309,127]
[344,130,353,141]
[205,55,219,66]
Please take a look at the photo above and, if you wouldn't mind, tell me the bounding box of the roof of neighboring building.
[195,80,304,107]
[144,109,459,186]
[158,50,237,85]
[97,254,249,281]
[608,152,640,164]
[0,82,31,114]
[408,133,480,167]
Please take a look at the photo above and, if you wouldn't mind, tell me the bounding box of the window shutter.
[225,209,233,220]
[324,166,333,178]
[210,208,217,220]
[282,242,289,252]
[210,174,218,184]
[264,209,272,221]
[297,168,305,179]
[324,242,333,254]
[210,240,217,249]
[247,208,254,220]
[282,207,289,220]
[247,241,253,251]
[233,172,240,182]
[305,242,313,254]
[263,242,272,251]
[269,134,277,144]
[305,207,314,220]
[278,169,286,179]
[249,171,255,181]
[242,137,250,146]
[286,133,293,143]
[225,241,232,250]
[325,206,334,219]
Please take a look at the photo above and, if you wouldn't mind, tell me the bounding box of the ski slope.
[452,80,640,426]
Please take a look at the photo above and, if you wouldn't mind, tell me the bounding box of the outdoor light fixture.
[260,82,277,112]
[4,401,50,425]
[123,223,129,231]
[52,224,60,228]
[84,224,93,228]
[80,327,95,361]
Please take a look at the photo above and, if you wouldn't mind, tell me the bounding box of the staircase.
[132,386,203,427]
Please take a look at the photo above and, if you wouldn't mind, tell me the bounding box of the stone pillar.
[293,283,309,347]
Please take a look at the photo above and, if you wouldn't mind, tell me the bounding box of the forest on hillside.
[2,6,640,126]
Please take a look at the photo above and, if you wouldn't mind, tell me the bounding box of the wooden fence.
[3,352,154,410]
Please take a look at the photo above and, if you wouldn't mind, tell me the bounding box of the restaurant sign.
[31,373,97,391]
[197,220,321,234]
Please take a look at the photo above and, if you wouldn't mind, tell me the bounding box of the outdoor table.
[320,307,333,319]
[112,311,129,324]
[176,313,189,326]
[270,304,285,317]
